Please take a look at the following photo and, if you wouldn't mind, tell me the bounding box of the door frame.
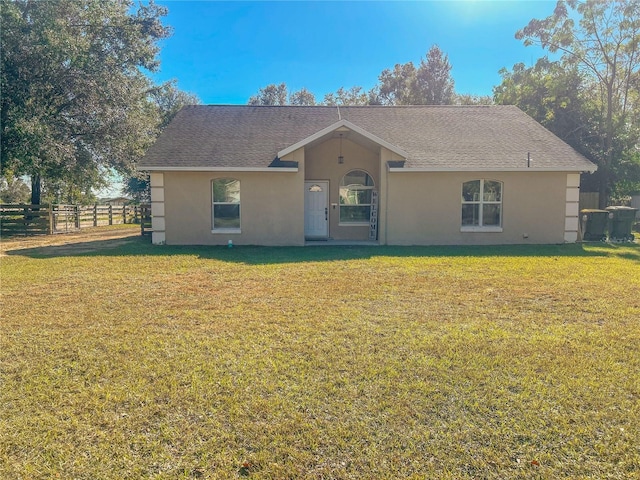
[304,180,329,239]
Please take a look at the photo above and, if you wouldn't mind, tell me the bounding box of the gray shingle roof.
[138,105,596,171]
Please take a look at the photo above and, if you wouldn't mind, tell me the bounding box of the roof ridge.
[193,104,342,108]
[338,104,499,108]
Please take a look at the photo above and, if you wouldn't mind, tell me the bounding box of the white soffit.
[277,119,408,159]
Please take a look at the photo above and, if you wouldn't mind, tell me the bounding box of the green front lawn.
[1,238,639,479]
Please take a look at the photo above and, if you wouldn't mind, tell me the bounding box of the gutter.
[388,166,598,173]
[136,166,299,173]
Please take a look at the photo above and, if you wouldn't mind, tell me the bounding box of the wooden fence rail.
[1,204,150,236]
[0,204,52,236]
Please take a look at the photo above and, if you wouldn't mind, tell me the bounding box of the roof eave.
[388,166,598,173]
[136,166,299,172]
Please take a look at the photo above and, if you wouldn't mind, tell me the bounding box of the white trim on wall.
[564,173,581,243]
[152,231,166,245]
[150,172,166,245]
[149,172,164,186]
[150,186,164,202]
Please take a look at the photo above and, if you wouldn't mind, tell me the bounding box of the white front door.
[304,181,329,238]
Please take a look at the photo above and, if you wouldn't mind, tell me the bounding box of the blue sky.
[151,0,558,104]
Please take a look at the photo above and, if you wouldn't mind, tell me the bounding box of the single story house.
[137,105,596,246]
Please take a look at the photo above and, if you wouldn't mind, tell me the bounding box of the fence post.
[48,204,54,234]
[123,205,127,224]
[93,204,98,227]
[108,204,113,225]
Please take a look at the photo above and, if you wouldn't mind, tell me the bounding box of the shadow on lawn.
[5,233,640,263]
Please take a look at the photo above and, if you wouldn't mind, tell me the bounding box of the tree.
[42,148,103,204]
[377,62,419,105]
[1,0,171,204]
[322,86,371,106]
[611,149,640,200]
[415,45,455,105]
[289,87,316,106]
[494,59,598,154]
[248,83,288,105]
[249,84,373,106]
[248,45,460,109]
[124,80,200,202]
[123,175,151,204]
[150,80,200,129]
[516,0,640,206]
[0,174,30,203]
[375,45,455,105]
[454,94,493,105]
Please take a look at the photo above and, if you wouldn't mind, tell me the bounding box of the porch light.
[338,133,344,164]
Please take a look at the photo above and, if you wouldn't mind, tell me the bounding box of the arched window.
[339,170,375,224]
[462,180,502,229]
[212,178,240,231]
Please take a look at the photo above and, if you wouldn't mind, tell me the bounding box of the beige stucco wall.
[153,136,577,246]
[379,147,406,244]
[162,169,304,245]
[305,137,380,240]
[385,171,569,245]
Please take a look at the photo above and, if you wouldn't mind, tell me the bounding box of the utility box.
[580,209,609,241]
[606,206,638,242]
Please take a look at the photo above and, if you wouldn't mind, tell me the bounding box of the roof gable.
[277,119,409,159]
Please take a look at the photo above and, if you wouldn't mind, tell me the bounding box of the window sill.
[211,229,241,234]
[460,226,503,233]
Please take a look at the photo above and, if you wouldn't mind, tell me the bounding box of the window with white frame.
[461,179,502,229]
[339,170,375,224]
[212,178,240,231]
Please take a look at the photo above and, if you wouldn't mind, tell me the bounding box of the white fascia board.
[277,122,343,158]
[277,119,408,159]
[389,166,597,173]
[137,166,298,172]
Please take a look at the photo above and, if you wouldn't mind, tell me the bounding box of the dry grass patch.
[1,237,639,479]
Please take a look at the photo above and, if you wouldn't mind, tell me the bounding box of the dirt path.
[0,226,144,256]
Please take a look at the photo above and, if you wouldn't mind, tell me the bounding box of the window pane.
[483,181,502,202]
[213,204,240,229]
[213,179,240,203]
[340,187,372,205]
[341,170,374,187]
[483,204,501,226]
[462,180,481,202]
[340,206,370,223]
[462,204,479,226]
